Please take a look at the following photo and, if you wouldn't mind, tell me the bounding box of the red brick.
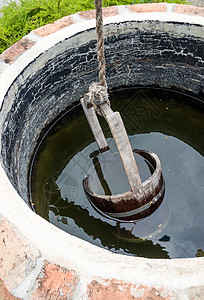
[31,262,78,300]
[0,38,35,64]
[0,279,21,300]
[129,3,167,13]
[33,15,73,37]
[79,6,118,20]
[87,279,171,300]
[174,4,204,17]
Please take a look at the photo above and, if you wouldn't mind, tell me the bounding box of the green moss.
[0,0,189,54]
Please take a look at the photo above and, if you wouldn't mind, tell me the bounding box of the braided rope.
[94,0,107,87]
[84,0,109,111]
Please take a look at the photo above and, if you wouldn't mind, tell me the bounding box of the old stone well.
[0,3,204,299]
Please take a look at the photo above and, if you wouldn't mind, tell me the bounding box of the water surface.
[30,88,204,259]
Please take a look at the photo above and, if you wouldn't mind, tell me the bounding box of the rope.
[94,0,107,88]
[83,0,110,112]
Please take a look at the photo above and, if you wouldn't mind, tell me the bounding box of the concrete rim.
[0,4,204,299]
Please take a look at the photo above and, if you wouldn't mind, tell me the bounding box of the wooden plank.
[80,98,109,152]
[105,110,143,197]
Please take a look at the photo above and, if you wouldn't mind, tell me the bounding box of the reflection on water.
[87,150,153,196]
[30,88,204,259]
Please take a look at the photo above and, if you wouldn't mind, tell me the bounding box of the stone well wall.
[0,4,204,299]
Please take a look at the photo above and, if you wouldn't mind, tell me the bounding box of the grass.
[0,0,189,54]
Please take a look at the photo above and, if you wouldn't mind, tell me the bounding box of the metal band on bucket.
[105,181,165,219]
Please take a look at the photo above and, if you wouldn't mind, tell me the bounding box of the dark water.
[30,88,204,259]
[87,151,152,196]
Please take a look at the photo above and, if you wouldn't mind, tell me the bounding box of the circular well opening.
[0,12,204,293]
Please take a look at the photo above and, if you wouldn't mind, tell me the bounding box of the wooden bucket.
[83,149,165,221]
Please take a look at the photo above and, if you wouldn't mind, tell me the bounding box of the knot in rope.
[89,82,109,105]
[84,82,110,115]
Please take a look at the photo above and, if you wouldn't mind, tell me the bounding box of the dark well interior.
[0,20,203,203]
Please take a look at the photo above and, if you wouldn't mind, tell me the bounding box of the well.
[0,3,204,299]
